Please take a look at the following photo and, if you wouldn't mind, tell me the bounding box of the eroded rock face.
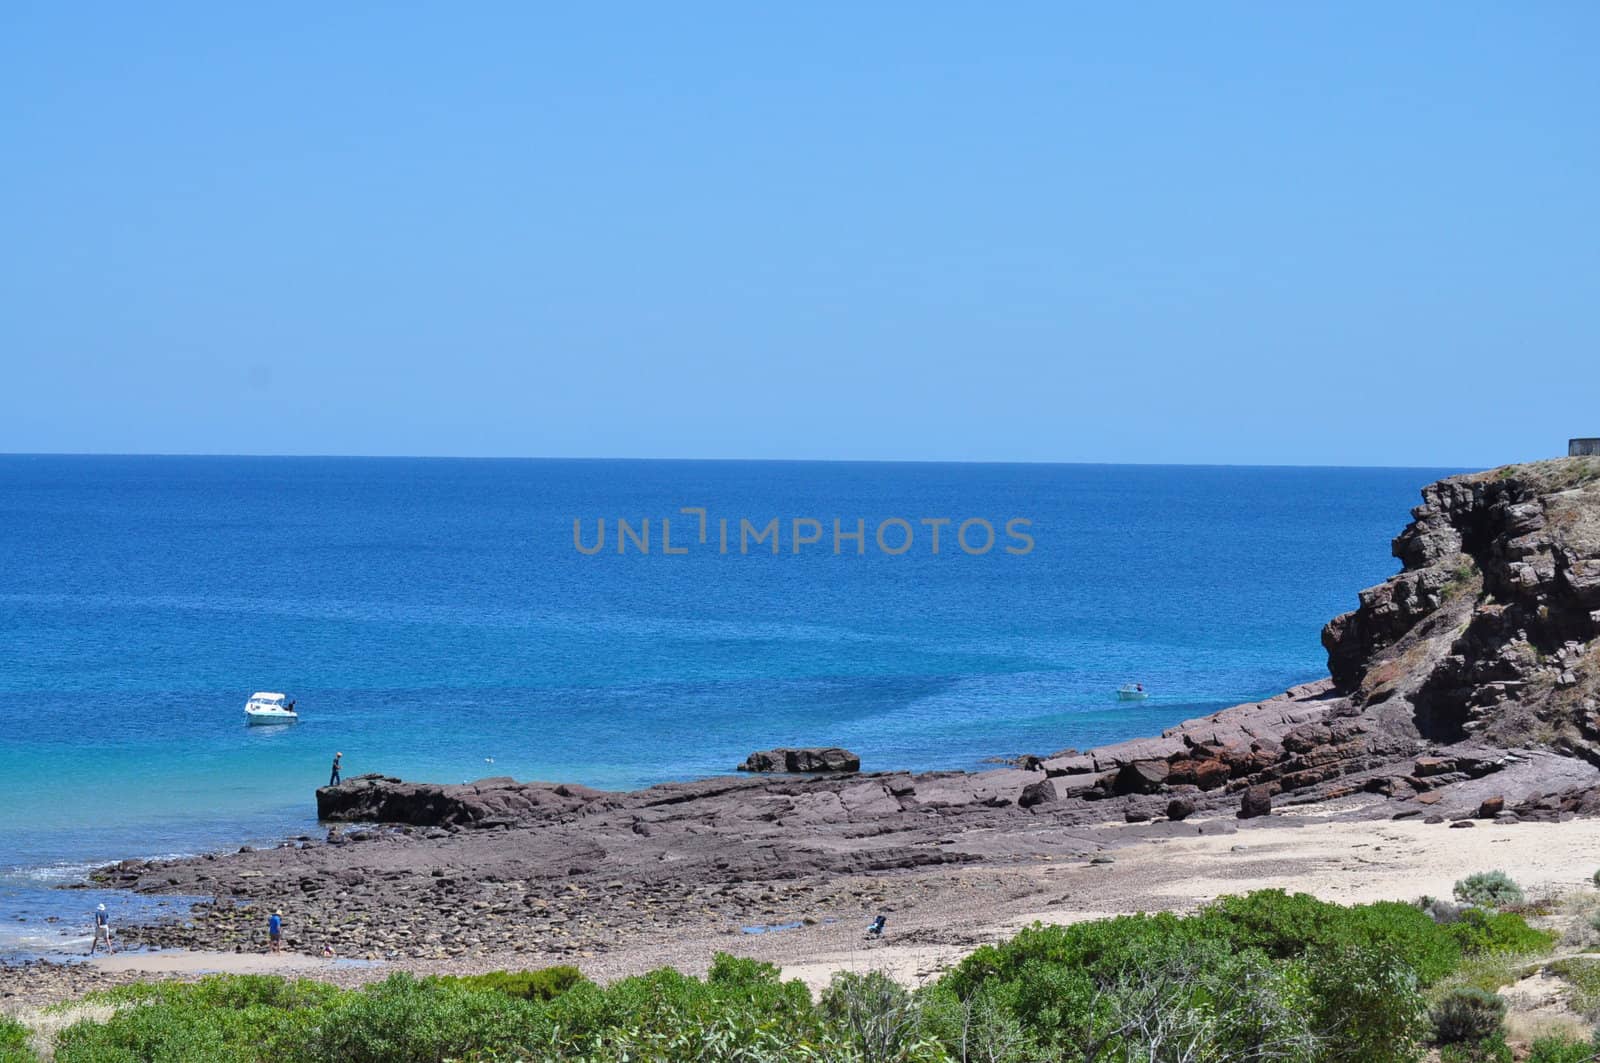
[736,748,861,773]
[1322,457,1600,747]
[316,775,607,827]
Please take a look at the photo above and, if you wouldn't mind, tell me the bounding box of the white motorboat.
[1116,684,1149,701]
[245,692,299,724]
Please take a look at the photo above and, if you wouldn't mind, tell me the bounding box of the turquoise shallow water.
[0,456,1459,953]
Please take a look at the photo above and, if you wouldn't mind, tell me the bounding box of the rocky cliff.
[1323,457,1600,754]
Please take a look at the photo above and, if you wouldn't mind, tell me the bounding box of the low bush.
[1455,871,1525,908]
[0,1016,36,1063]
[1526,1033,1600,1063]
[1305,944,1430,1063]
[821,970,941,1062]
[707,952,784,988]
[1446,907,1558,955]
[309,974,544,1063]
[1431,986,1508,1044]
[1547,958,1600,1023]
[538,965,827,1059]
[1440,1034,1513,1063]
[428,965,587,1001]
[942,893,1438,1062]
[1193,889,1461,986]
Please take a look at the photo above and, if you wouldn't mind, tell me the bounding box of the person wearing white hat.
[89,903,116,955]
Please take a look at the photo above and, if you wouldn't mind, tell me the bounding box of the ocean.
[0,455,1457,955]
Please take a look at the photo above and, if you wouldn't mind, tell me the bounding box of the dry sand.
[767,807,1600,992]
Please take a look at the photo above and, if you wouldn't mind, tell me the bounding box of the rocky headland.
[46,457,1600,974]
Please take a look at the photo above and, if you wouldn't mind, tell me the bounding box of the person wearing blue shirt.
[88,903,116,955]
[268,910,283,953]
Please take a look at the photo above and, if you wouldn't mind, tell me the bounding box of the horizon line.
[0,450,1488,472]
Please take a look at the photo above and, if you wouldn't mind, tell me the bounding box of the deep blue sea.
[0,456,1457,954]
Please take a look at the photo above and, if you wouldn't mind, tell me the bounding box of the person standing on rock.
[88,903,115,955]
[329,752,342,787]
[268,910,283,953]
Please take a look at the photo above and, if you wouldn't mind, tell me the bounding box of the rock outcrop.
[316,775,607,828]
[736,748,861,773]
[1322,457,1600,750]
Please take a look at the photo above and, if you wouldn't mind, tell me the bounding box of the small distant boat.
[1116,684,1149,701]
[245,692,298,725]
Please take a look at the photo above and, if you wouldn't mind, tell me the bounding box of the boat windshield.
[250,693,288,706]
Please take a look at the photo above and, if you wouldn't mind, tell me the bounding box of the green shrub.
[1547,958,1600,1022]
[429,965,587,1001]
[1592,867,1600,888]
[304,974,540,1063]
[538,965,826,1059]
[707,952,784,988]
[1440,1034,1514,1063]
[1431,986,1507,1044]
[1305,944,1430,1063]
[56,1001,302,1063]
[821,971,934,1063]
[1189,889,1338,958]
[0,1016,36,1063]
[1454,871,1525,908]
[938,891,1448,1061]
[1526,1033,1599,1063]
[55,977,330,1063]
[1193,890,1461,986]
[1446,907,1558,955]
[918,981,1035,1063]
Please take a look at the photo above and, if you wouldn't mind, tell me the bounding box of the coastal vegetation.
[0,1016,35,1063]
[11,887,1592,1063]
[1455,871,1529,909]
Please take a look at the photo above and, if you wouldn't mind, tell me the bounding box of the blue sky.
[2,4,1594,466]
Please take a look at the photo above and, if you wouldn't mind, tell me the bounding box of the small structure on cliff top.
[1573,438,1600,457]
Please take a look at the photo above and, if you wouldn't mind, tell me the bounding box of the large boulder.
[1018,778,1058,809]
[1113,759,1170,795]
[736,747,861,773]
[1239,785,1274,819]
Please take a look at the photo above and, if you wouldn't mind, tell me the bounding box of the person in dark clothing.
[329,752,342,786]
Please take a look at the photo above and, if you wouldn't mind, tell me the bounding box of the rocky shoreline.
[10,456,1600,998]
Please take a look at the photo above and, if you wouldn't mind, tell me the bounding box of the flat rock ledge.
[736,747,861,773]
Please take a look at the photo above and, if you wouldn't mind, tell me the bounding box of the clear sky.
[2,4,1594,466]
